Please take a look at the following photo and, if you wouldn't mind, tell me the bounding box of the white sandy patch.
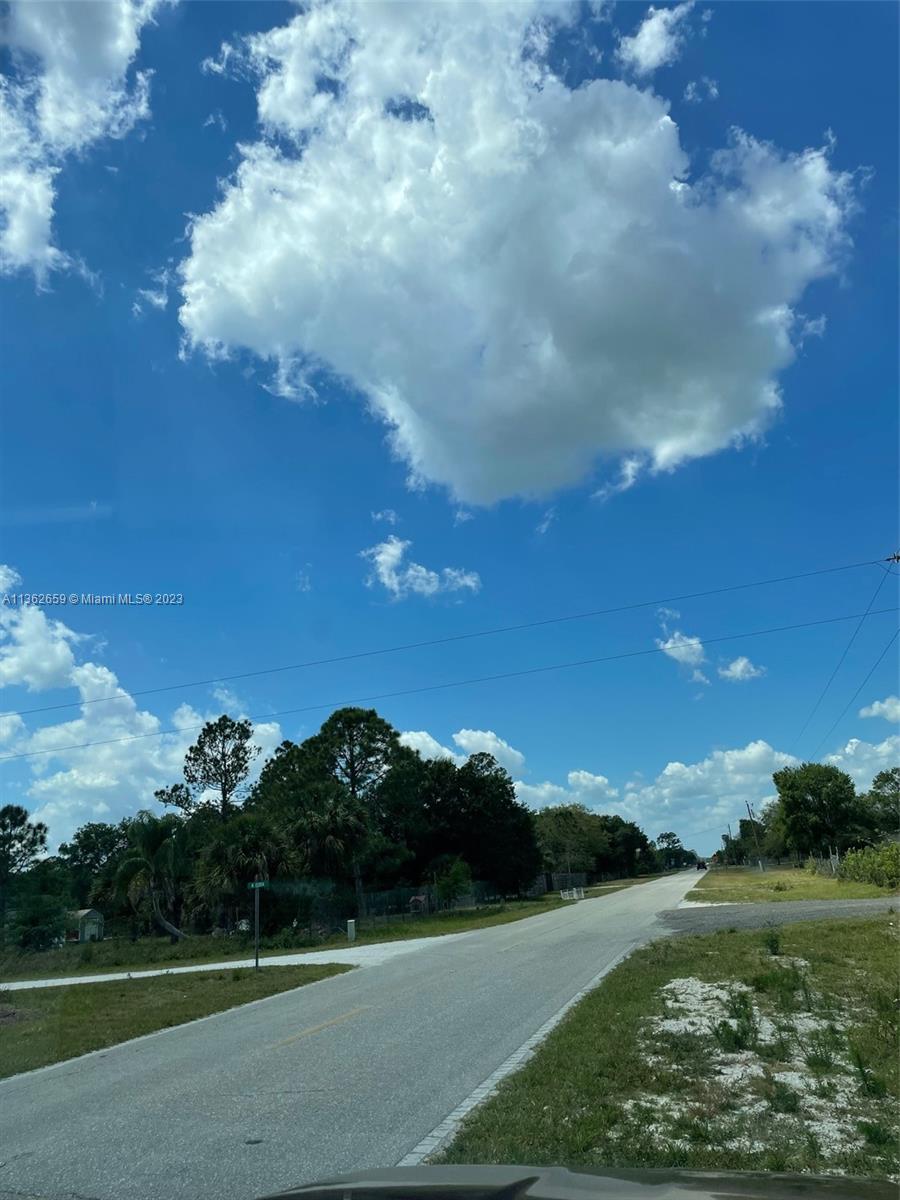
[616,969,893,1167]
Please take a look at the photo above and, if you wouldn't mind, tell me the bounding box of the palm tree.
[192,812,303,930]
[116,811,189,940]
[291,781,367,877]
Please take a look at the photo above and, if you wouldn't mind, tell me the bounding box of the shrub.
[839,842,900,890]
[762,928,781,956]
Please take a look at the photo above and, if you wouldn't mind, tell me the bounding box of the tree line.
[0,706,683,951]
[716,763,899,866]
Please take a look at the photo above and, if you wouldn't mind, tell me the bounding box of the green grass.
[0,963,350,1079]
[0,898,570,982]
[436,915,899,1180]
[686,866,896,904]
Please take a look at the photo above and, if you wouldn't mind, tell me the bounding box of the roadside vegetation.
[437,916,899,1180]
[686,866,897,905]
[1,706,677,970]
[716,765,898,868]
[0,897,569,981]
[0,963,350,1079]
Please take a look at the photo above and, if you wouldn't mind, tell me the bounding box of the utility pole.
[746,801,765,871]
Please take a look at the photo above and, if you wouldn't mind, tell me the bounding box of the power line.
[810,626,900,759]
[3,555,886,721]
[1,605,895,764]
[792,567,892,750]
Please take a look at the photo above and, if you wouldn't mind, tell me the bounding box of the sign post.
[248,880,267,971]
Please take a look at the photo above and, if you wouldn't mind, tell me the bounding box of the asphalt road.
[663,895,896,935]
[0,871,699,1200]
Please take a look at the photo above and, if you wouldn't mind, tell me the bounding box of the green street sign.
[247,881,268,890]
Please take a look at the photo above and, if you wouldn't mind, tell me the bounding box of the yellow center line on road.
[269,1005,371,1049]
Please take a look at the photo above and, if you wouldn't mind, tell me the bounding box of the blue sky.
[0,0,897,854]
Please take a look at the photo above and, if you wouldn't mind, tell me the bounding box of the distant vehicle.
[696,860,707,870]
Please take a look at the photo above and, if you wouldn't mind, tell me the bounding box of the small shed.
[68,909,104,943]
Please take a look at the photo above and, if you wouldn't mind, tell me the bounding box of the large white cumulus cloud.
[179,0,857,504]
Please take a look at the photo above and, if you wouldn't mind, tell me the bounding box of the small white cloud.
[683,76,719,104]
[133,267,172,317]
[452,728,525,773]
[718,655,766,682]
[617,2,695,76]
[210,684,243,713]
[594,456,644,502]
[824,734,900,787]
[296,566,312,593]
[361,535,480,600]
[691,668,711,685]
[371,508,399,526]
[399,730,464,764]
[203,110,228,132]
[0,564,23,592]
[516,768,618,811]
[535,507,556,536]
[859,695,900,723]
[453,509,474,525]
[657,629,706,669]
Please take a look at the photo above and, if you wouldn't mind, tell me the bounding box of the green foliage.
[183,715,259,820]
[9,893,66,951]
[762,928,781,956]
[58,821,130,907]
[434,857,472,906]
[772,763,862,856]
[839,842,900,890]
[713,989,758,1051]
[860,768,900,840]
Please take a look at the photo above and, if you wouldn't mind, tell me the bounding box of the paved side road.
[662,896,896,935]
[0,872,700,1200]
[2,933,465,992]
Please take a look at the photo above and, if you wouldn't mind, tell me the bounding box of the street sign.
[247,881,268,890]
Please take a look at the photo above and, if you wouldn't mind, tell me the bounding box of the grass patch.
[686,866,896,904]
[0,898,568,982]
[0,963,349,1079]
[436,915,899,1179]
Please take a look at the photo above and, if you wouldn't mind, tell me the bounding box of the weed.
[771,881,789,893]
[803,1028,839,1074]
[671,1114,714,1145]
[849,1041,889,1098]
[751,965,802,1011]
[757,1034,793,1063]
[714,1011,757,1053]
[762,928,781,956]
[766,1076,801,1114]
[857,1120,895,1149]
[799,974,815,1010]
